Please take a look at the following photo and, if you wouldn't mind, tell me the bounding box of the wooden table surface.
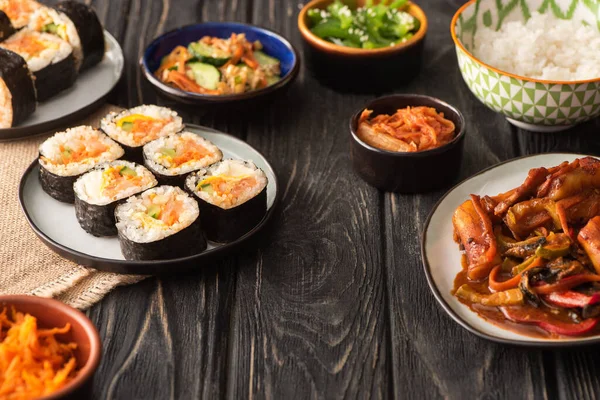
[74,0,600,398]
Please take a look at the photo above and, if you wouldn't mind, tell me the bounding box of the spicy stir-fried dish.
[453,157,600,338]
[155,33,282,95]
[0,307,78,397]
[357,107,455,152]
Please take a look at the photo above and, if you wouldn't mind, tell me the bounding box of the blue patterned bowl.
[140,22,300,105]
[451,0,600,132]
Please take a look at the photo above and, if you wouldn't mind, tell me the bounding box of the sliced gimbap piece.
[143,131,223,187]
[115,185,207,260]
[0,0,42,29]
[0,29,77,101]
[101,105,184,163]
[39,126,124,203]
[185,159,268,243]
[0,11,15,41]
[29,1,104,71]
[0,48,36,128]
[74,161,157,237]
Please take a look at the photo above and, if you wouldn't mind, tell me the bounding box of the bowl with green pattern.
[451,0,600,133]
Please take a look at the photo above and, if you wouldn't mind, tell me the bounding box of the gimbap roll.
[0,48,36,128]
[0,11,15,41]
[143,131,223,187]
[101,105,184,163]
[74,161,157,237]
[39,126,124,203]
[0,0,42,29]
[185,159,268,243]
[0,29,77,101]
[115,185,207,260]
[29,1,104,71]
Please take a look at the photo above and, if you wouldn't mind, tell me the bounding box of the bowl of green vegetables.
[298,0,427,92]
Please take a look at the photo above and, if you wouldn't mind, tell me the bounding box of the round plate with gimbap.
[18,124,279,275]
[0,0,123,140]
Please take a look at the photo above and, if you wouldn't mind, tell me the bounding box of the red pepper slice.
[533,274,600,295]
[543,291,600,308]
[501,307,599,336]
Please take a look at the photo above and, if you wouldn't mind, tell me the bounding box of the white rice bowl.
[473,12,600,81]
[143,131,223,176]
[28,7,82,69]
[100,105,184,148]
[115,185,199,243]
[0,29,73,72]
[73,160,157,206]
[186,159,268,210]
[39,126,124,176]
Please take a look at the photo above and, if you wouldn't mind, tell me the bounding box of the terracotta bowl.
[0,295,101,400]
[298,0,428,92]
[350,94,466,193]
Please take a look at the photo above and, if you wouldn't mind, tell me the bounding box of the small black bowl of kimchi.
[140,22,300,105]
[350,94,466,193]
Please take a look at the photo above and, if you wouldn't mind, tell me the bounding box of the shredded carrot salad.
[0,307,78,399]
[357,106,456,152]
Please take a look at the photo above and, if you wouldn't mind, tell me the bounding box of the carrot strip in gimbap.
[185,159,268,243]
[115,185,207,260]
[143,131,222,187]
[74,161,157,237]
[38,126,124,203]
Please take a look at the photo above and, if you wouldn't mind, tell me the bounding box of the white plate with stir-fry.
[422,153,600,346]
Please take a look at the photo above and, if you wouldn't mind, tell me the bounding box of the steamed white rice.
[0,29,73,72]
[39,126,124,176]
[115,185,199,243]
[473,13,600,81]
[0,77,12,128]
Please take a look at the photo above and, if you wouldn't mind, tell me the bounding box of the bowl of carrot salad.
[0,295,101,400]
[350,94,466,193]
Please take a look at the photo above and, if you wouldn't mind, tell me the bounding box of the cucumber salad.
[155,33,282,95]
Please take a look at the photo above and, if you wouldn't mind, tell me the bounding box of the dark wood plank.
[383,1,551,399]
[225,1,390,398]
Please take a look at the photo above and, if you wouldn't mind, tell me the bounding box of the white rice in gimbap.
[186,159,268,210]
[101,105,184,148]
[73,161,157,206]
[0,29,72,73]
[115,185,199,243]
[28,6,82,69]
[0,78,11,128]
[143,131,222,176]
[39,126,124,176]
[0,0,41,29]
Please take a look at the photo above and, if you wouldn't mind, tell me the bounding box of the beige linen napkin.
[0,104,144,310]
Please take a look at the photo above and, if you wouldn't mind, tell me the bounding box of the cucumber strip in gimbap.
[101,105,184,163]
[0,29,77,101]
[55,1,104,71]
[38,126,124,203]
[185,159,268,243]
[0,11,15,41]
[115,185,207,260]
[74,161,157,237]
[0,0,42,29]
[0,48,36,128]
[143,131,223,188]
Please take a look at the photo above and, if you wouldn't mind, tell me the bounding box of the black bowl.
[140,22,300,106]
[298,0,428,93]
[350,94,466,193]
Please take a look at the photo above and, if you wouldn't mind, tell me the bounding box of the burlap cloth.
[0,104,145,310]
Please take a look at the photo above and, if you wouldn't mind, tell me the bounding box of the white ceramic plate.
[19,125,279,275]
[0,31,124,141]
[422,153,600,346]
